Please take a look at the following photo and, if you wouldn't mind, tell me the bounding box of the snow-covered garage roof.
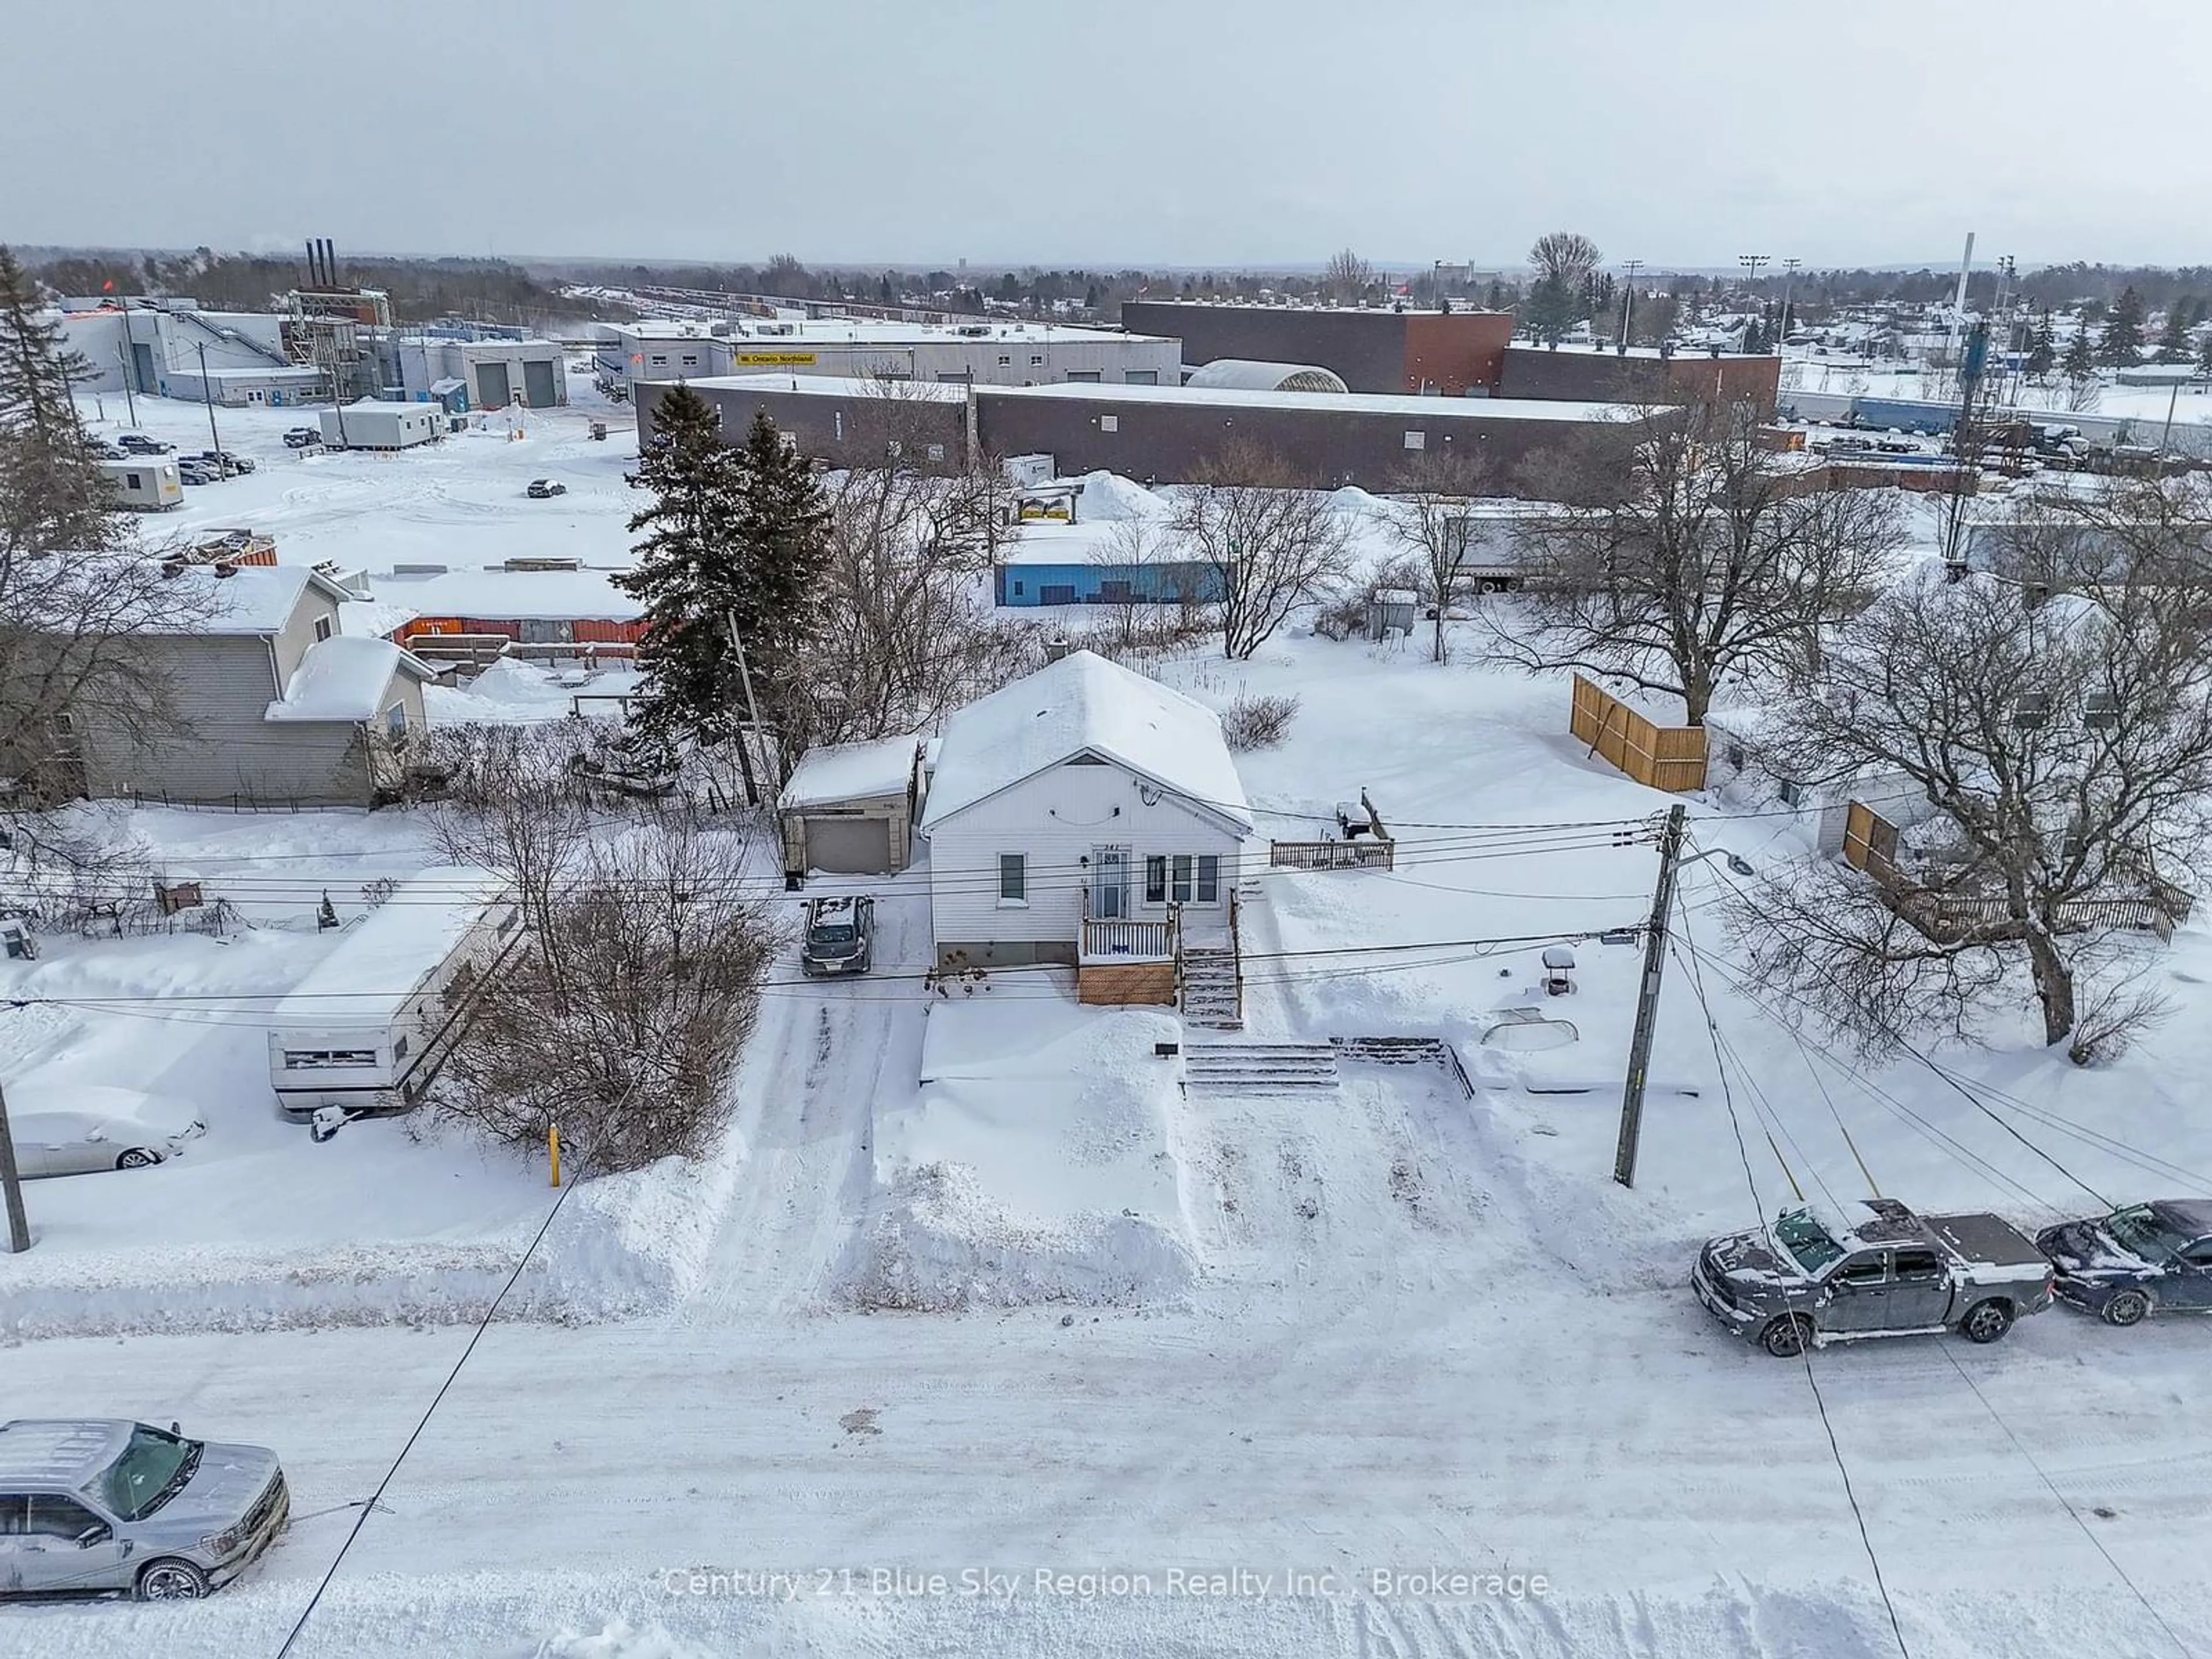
[779,733,921,810]
[265,637,435,723]
[922,650,1251,832]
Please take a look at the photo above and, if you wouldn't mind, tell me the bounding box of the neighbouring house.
[919,650,1252,1006]
[1702,705,1937,858]
[778,734,926,880]
[55,565,439,808]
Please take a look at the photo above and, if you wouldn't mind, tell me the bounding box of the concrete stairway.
[1183,1041,1340,1094]
[1179,946,1243,1031]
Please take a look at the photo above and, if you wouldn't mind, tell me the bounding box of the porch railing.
[1271,838,1394,872]
[1080,914,1177,961]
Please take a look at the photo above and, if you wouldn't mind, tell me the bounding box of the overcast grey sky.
[7,0,2207,271]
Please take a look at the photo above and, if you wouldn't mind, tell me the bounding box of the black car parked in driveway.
[2038,1199,2212,1325]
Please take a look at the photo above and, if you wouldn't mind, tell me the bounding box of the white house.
[919,650,1252,1002]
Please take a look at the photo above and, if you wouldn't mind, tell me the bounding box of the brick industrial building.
[645,374,1651,494]
[1119,298,1779,414]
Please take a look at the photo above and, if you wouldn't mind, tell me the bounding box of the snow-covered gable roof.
[271,866,512,1029]
[148,564,352,636]
[922,650,1251,832]
[264,637,435,724]
[779,733,921,810]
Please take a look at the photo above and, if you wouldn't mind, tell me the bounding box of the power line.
[272,1145,592,1659]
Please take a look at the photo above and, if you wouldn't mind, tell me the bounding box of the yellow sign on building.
[734,351,818,366]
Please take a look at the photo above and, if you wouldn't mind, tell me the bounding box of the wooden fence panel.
[1569,675,1707,792]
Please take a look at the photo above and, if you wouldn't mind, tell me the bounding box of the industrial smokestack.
[322,239,336,285]
[305,240,318,286]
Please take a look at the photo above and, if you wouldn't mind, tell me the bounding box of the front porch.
[1076,896,1242,1017]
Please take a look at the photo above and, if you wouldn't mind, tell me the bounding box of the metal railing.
[1271,839,1395,871]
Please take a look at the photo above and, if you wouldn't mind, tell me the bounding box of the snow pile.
[424,658,643,725]
[856,996,1199,1309]
[1070,468,1172,521]
[502,1620,719,1659]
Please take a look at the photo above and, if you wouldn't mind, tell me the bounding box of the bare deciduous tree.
[425,722,596,949]
[1528,232,1604,289]
[1322,248,1376,305]
[441,810,783,1173]
[1376,451,1495,663]
[1732,555,2212,1060]
[797,382,1036,748]
[1491,403,1903,724]
[1170,441,1357,660]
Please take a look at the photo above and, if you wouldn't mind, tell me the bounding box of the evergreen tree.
[615,393,828,802]
[2062,325,2097,380]
[2157,305,2192,363]
[0,245,118,575]
[1740,317,1768,354]
[2198,332,2212,377]
[2025,308,2057,378]
[2098,286,2146,365]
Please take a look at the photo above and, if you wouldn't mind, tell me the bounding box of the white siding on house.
[926,757,1243,967]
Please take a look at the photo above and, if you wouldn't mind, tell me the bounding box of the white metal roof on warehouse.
[1184,359,1350,393]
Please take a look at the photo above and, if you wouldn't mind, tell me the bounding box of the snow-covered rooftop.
[265,636,425,724]
[148,565,346,635]
[922,650,1251,832]
[369,568,643,622]
[701,373,1630,423]
[779,733,921,810]
[270,866,514,1031]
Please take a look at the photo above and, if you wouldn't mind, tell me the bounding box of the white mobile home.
[96,456,183,511]
[266,866,522,1120]
[320,400,443,452]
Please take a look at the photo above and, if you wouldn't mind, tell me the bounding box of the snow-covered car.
[801,896,874,977]
[525,478,566,498]
[281,427,321,449]
[177,459,219,486]
[116,434,172,456]
[2037,1200,2212,1326]
[5,1086,206,1178]
[1694,1199,2055,1355]
[191,450,256,475]
[0,1419,287,1600]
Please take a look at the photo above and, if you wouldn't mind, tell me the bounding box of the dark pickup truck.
[1695,1198,2056,1357]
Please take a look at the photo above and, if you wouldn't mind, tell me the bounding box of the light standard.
[1738,254,1770,346]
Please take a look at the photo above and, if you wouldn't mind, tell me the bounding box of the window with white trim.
[998,853,1027,904]
[1145,855,1167,904]
[313,615,334,643]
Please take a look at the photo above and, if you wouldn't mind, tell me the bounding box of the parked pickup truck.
[1694,1198,2055,1357]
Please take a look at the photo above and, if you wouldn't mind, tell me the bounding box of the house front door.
[1092,845,1130,919]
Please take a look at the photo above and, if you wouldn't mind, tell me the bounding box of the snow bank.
[855,997,1199,1309]
[1070,468,1172,521]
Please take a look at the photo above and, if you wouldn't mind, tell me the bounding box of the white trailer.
[96,456,183,511]
[319,400,442,452]
[267,866,523,1122]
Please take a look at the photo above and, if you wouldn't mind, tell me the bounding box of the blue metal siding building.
[994,560,1225,607]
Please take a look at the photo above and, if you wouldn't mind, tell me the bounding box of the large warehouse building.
[596,315,1181,396]
[1121,300,1513,396]
[649,374,1650,494]
[1119,298,1779,413]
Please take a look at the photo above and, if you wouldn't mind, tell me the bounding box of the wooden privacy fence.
[1843,800,2194,944]
[1569,675,1707,792]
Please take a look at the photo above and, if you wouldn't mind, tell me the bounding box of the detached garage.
[778,734,924,881]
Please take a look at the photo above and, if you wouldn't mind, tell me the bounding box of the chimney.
[1043,635,1073,663]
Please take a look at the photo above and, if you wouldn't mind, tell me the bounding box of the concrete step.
[1183,1041,1340,1093]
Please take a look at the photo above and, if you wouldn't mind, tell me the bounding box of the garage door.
[804,816,892,874]
[477,361,512,409]
[524,360,558,408]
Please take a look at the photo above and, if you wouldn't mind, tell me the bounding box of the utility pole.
[1613,803,1687,1189]
[1778,256,1801,343]
[724,608,768,807]
[195,341,224,461]
[115,339,138,428]
[0,1080,32,1252]
[1618,259,1642,348]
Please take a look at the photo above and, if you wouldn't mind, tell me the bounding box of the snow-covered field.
[6,400,2212,1656]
